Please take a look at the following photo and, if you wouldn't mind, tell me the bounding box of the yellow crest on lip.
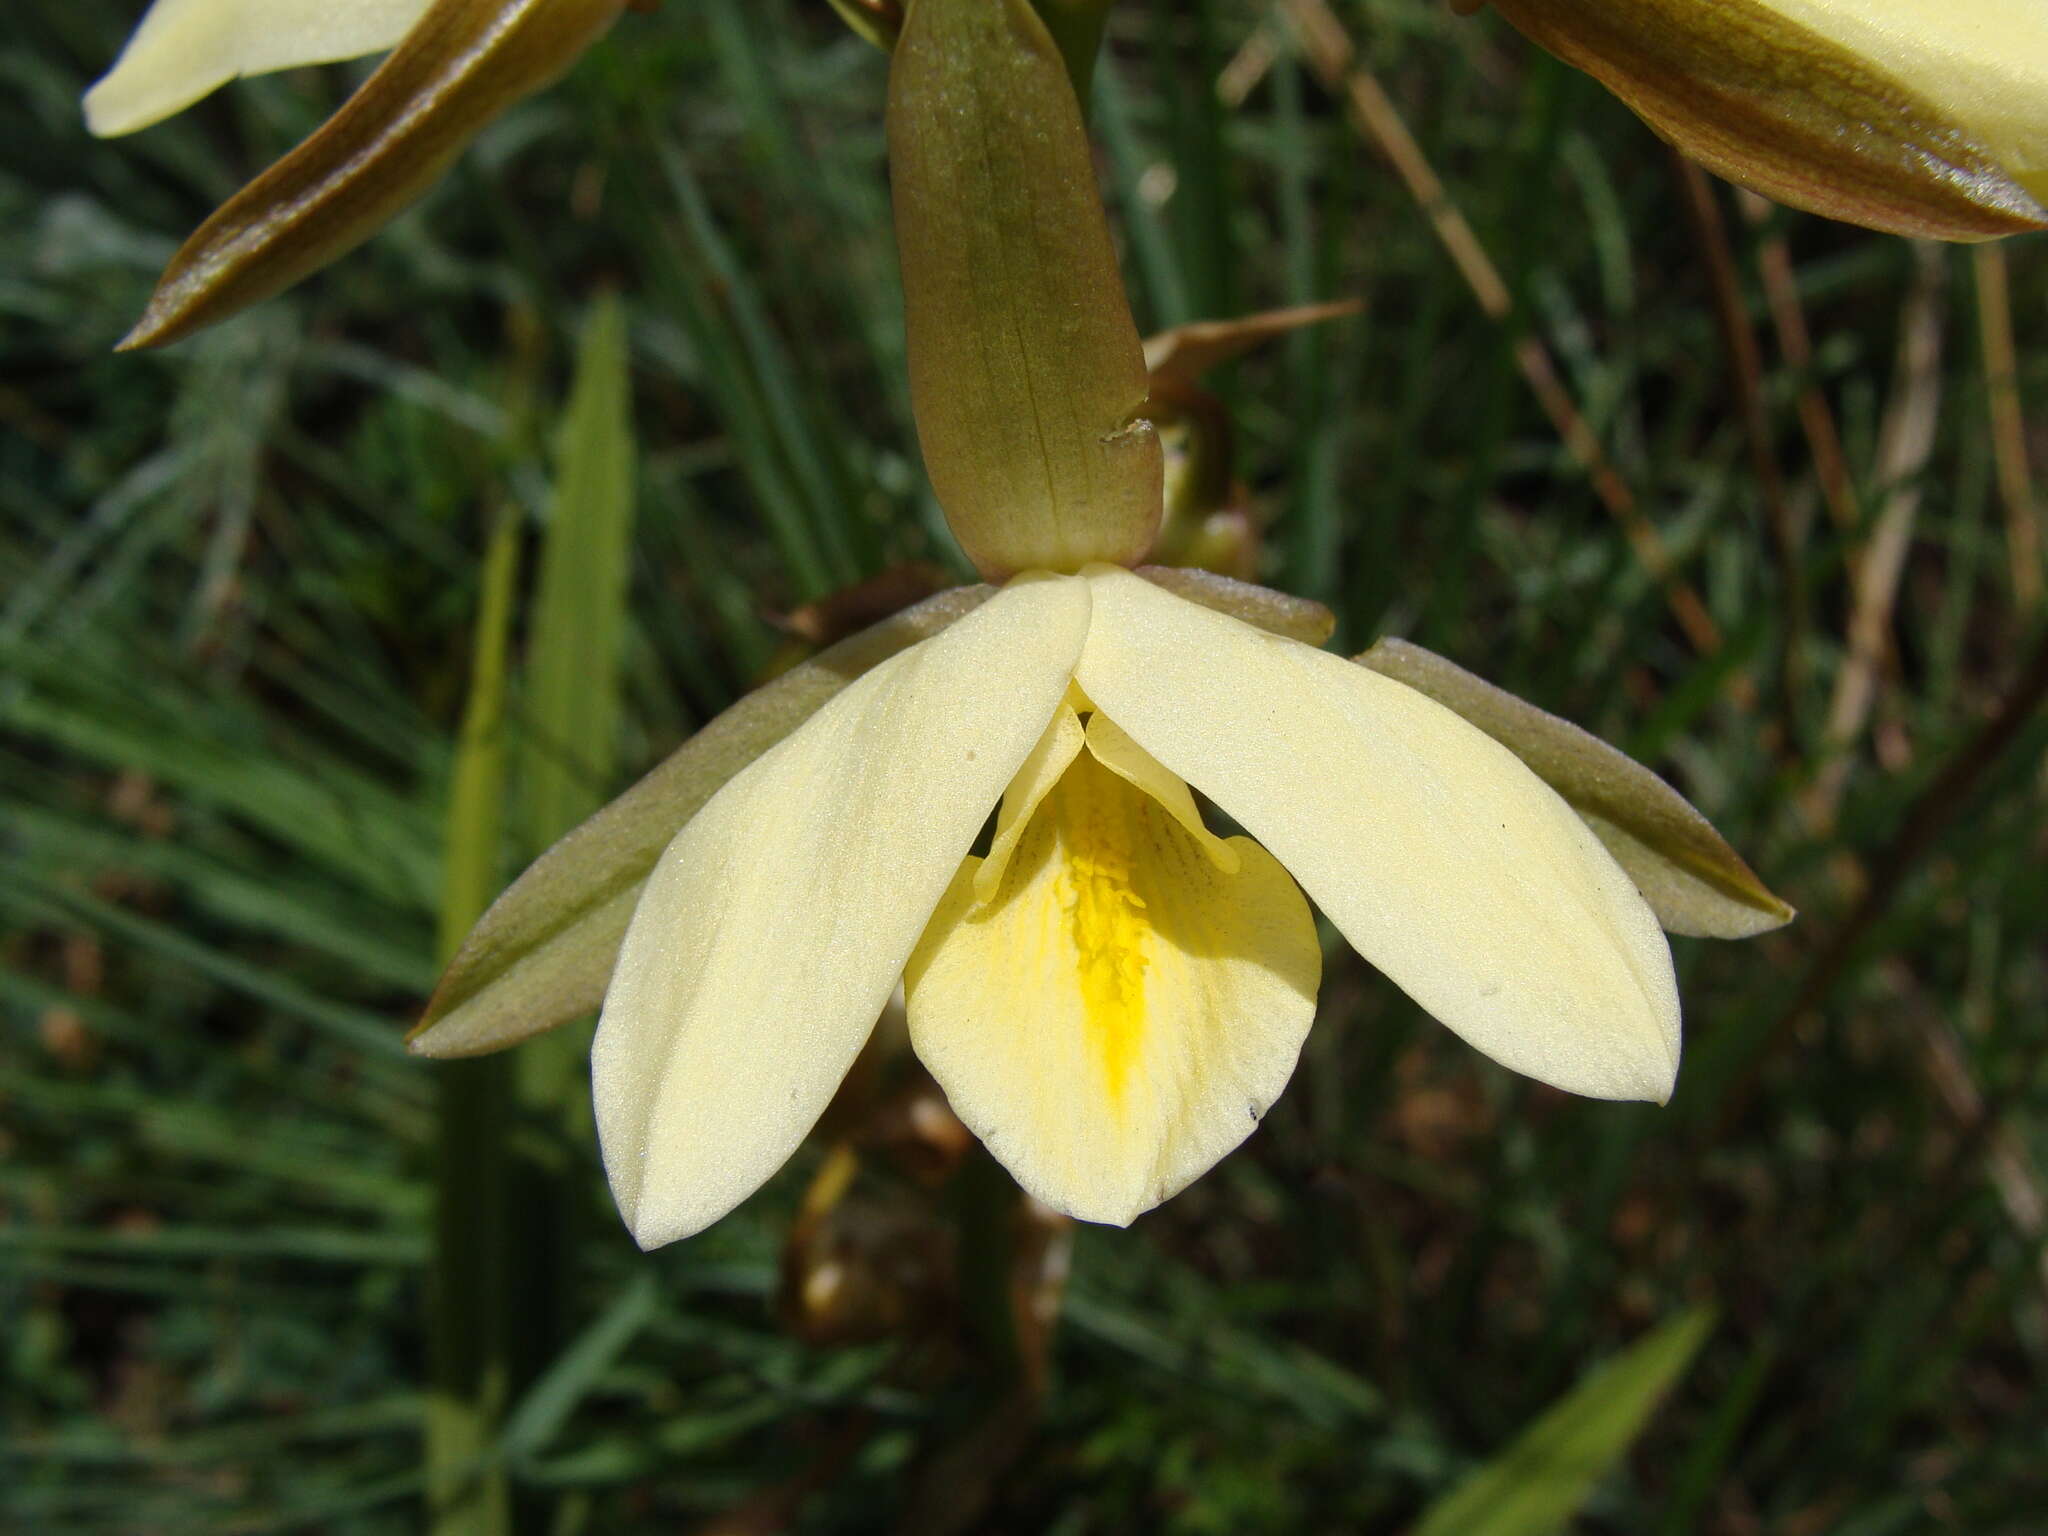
[1045,751,1156,1104]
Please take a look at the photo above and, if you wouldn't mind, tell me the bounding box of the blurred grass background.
[5,0,2047,1530]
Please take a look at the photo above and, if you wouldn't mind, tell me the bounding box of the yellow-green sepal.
[1357,638,1794,939]
[120,0,627,350]
[1491,0,2048,240]
[410,585,994,1058]
[1136,566,1335,647]
[887,0,1162,579]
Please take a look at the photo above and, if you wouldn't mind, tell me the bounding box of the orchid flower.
[1470,0,2048,239]
[86,0,427,135]
[411,0,1791,1247]
[83,0,627,347]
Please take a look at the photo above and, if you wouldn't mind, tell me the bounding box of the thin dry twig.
[1803,243,1947,831]
[1280,0,1727,663]
[1215,21,1278,107]
[1973,242,2043,612]
[1678,159,1805,724]
[1680,164,1796,560]
[1738,190,1862,547]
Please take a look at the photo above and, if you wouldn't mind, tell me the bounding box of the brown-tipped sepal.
[1488,0,2048,241]
[121,0,627,350]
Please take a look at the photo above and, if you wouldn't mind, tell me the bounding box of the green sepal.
[1137,567,1335,648]
[1357,638,1793,939]
[888,0,1162,578]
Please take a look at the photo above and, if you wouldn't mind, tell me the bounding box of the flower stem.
[425,508,523,1535]
[426,1059,514,1534]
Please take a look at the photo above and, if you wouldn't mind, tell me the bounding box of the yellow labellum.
[906,697,1320,1226]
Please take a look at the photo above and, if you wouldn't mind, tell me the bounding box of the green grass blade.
[497,1270,658,1467]
[504,293,641,1527]
[1413,1307,1715,1536]
[521,293,637,853]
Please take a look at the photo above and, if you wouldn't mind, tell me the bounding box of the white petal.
[908,749,1319,1226]
[1355,637,1792,939]
[85,0,431,136]
[1074,567,1679,1103]
[594,575,1092,1249]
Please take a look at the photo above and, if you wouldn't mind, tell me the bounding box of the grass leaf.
[1413,1307,1715,1536]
